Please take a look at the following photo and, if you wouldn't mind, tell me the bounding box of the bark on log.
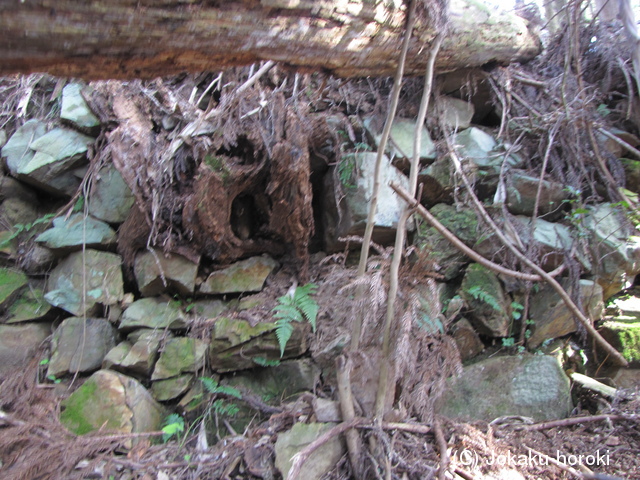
[0,0,541,79]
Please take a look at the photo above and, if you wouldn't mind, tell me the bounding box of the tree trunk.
[0,0,540,79]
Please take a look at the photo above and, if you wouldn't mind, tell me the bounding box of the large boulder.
[599,318,640,366]
[323,151,412,251]
[527,279,604,349]
[9,126,94,196]
[434,96,474,130]
[3,281,53,323]
[506,170,568,219]
[103,329,169,376]
[474,216,575,272]
[151,374,194,402]
[200,255,278,295]
[47,317,117,377]
[151,337,208,380]
[1,119,47,174]
[437,355,572,422]
[60,369,165,446]
[224,359,320,402]
[134,248,199,296]
[35,213,116,252]
[450,318,485,361]
[0,322,51,376]
[45,250,124,316]
[0,267,28,308]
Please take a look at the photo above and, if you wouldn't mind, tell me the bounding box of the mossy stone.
[0,267,28,307]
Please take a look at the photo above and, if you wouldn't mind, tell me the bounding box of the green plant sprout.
[0,213,56,249]
[162,413,185,443]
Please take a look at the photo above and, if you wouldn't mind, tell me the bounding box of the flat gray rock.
[0,322,52,376]
[437,355,571,422]
[48,317,117,377]
[134,248,199,296]
[36,213,116,252]
[200,255,278,294]
[88,164,134,224]
[61,83,100,129]
[45,250,124,316]
[119,297,187,331]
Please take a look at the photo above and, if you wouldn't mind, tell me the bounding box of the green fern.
[466,285,502,312]
[200,377,242,399]
[273,283,318,356]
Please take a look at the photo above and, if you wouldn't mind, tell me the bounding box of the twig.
[287,418,433,480]
[351,0,418,351]
[434,418,449,480]
[374,30,445,423]
[597,127,640,161]
[453,467,478,480]
[512,73,547,89]
[389,183,562,282]
[525,414,636,431]
[525,445,583,478]
[569,372,619,398]
[390,181,627,366]
[336,355,363,478]
[288,418,365,480]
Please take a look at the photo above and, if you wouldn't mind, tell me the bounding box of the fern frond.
[275,318,294,357]
[216,385,242,399]
[467,286,502,312]
[200,376,220,394]
[273,303,304,323]
[296,296,319,331]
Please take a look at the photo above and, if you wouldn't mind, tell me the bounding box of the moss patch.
[0,267,28,307]
[59,373,132,436]
[601,318,640,364]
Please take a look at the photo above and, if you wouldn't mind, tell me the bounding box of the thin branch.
[351,0,418,351]
[374,31,444,424]
[434,418,449,480]
[288,418,365,480]
[389,183,562,282]
[390,182,628,366]
[525,414,637,431]
[336,355,363,479]
[597,126,640,161]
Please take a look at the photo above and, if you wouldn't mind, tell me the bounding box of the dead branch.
[569,372,619,398]
[288,418,366,480]
[525,414,637,431]
[392,181,627,366]
[597,127,640,161]
[351,0,417,352]
[374,30,445,424]
[389,183,563,282]
[336,355,363,479]
[433,418,449,480]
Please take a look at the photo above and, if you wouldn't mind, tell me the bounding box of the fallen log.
[0,0,540,79]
